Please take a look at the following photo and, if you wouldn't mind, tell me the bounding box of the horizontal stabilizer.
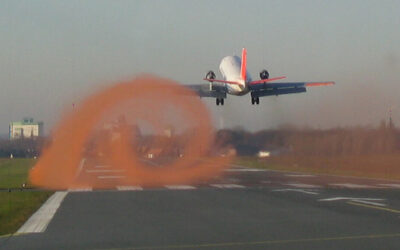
[249,76,286,85]
[203,78,241,85]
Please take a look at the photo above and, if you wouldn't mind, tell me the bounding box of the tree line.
[216,122,400,156]
[1,121,399,158]
[0,138,45,158]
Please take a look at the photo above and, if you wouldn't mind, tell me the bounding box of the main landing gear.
[251,97,260,105]
[216,98,224,106]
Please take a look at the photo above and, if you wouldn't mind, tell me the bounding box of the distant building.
[9,118,43,139]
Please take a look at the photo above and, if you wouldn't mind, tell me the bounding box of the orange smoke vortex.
[30,76,230,190]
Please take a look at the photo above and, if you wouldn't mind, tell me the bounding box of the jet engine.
[259,69,269,80]
[205,70,216,80]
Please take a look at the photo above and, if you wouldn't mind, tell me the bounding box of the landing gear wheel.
[251,97,260,105]
[216,98,220,106]
[220,98,224,105]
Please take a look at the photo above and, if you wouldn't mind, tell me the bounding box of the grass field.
[236,154,400,180]
[0,158,53,236]
[0,191,52,236]
[0,158,36,189]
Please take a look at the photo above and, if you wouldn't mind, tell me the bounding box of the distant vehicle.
[257,151,271,158]
[189,48,334,105]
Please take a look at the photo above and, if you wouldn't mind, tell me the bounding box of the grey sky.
[1,0,400,133]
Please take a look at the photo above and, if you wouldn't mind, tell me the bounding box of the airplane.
[189,48,334,105]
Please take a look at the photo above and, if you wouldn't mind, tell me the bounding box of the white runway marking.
[74,158,86,179]
[225,168,267,172]
[116,186,143,191]
[285,183,321,188]
[97,175,126,179]
[165,185,196,190]
[330,183,376,189]
[285,174,315,177]
[210,184,245,189]
[68,187,93,192]
[17,191,68,233]
[94,165,110,168]
[273,188,319,195]
[319,197,384,202]
[351,200,387,207]
[378,184,400,188]
[86,169,125,173]
[319,197,386,207]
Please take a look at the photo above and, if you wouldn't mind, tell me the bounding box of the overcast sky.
[1,0,400,133]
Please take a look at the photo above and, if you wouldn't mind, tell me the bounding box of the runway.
[1,165,400,249]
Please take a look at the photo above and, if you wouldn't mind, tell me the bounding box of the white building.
[9,118,44,139]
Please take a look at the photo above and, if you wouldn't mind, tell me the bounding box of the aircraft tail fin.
[240,48,247,81]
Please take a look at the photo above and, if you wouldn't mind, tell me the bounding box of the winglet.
[240,48,247,81]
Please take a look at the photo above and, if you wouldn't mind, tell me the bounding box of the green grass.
[0,158,36,189]
[0,191,52,236]
[0,158,53,236]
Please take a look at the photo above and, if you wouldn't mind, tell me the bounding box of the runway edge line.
[17,191,68,234]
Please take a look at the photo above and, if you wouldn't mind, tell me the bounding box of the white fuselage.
[219,56,251,96]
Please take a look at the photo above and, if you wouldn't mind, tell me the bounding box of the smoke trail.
[30,76,230,189]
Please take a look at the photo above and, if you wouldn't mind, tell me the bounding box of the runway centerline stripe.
[17,191,68,234]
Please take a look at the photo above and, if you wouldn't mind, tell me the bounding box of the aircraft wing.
[249,81,334,98]
[185,83,227,98]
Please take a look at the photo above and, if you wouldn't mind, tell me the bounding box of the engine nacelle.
[259,69,269,80]
[205,70,216,80]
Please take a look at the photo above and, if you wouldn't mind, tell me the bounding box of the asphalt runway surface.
[2,165,400,250]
